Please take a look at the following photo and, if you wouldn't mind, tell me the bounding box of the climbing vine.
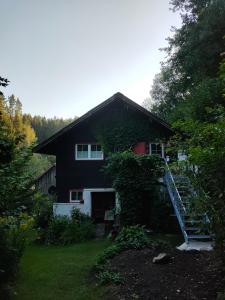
[104,151,163,226]
[92,104,168,153]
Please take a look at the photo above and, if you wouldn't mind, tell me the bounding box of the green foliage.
[115,225,150,249]
[149,191,174,233]
[46,209,95,245]
[94,227,171,285]
[95,244,123,269]
[0,146,34,216]
[32,193,53,243]
[25,114,76,143]
[96,270,123,285]
[219,52,225,96]
[93,106,166,153]
[104,151,162,226]
[26,153,54,179]
[148,0,225,267]
[150,0,225,122]
[173,107,225,261]
[0,214,34,297]
[0,81,37,295]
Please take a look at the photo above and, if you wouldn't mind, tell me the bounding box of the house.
[33,92,174,221]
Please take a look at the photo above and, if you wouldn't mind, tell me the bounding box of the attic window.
[75,144,103,160]
[149,143,164,158]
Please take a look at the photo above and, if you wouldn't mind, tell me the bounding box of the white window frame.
[149,143,164,158]
[75,144,104,160]
[69,189,83,203]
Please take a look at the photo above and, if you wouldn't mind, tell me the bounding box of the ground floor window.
[70,189,83,203]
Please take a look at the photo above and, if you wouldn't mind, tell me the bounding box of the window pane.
[91,144,97,151]
[78,191,82,200]
[151,144,156,152]
[71,191,77,201]
[77,151,88,158]
[90,144,103,158]
[156,144,162,154]
[151,143,162,156]
[77,144,89,158]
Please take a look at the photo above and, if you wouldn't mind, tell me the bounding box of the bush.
[115,225,150,249]
[46,208,95,245]
[32,193,53,243]
[0,214,34,297]
[95,244,123,269]
[94,226,171,285]
[96,270,123,285]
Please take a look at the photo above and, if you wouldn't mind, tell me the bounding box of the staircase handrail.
[164,159,187,214]
[164,159,188,242]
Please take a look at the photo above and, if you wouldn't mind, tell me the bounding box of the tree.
[26,114,76,143]
[150,0,225,122]
[0,92,34,215]
[0,78,35,297]
[148,1,225,262]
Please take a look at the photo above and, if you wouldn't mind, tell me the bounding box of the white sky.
[0,0,181,118]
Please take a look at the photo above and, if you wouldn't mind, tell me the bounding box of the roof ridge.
[33,92,173,153]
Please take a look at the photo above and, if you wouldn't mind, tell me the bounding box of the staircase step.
[185,227,201,231]
[188,234,211,240]
[185,220,203,224]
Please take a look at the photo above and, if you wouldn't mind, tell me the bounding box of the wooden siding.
[54,99,172,202]
[36,165,56,195]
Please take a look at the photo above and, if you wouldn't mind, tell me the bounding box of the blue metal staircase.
[164,160,211,243]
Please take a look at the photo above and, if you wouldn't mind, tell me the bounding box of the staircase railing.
[164,159,188,242]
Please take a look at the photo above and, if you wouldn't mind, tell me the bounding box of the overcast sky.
[1,0,181,118]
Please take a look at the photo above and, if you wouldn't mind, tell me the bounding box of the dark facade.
[34,93,174,203]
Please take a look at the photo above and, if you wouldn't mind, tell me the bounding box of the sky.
[0,0,181,118]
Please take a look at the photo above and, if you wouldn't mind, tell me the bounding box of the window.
[75,144,103,160]
[76,144,88,159]
[70,190,83,202]
[150,143,164,158]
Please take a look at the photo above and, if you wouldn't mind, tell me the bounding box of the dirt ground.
[106,248,224,300]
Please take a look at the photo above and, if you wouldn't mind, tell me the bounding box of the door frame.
[89,188,115,220]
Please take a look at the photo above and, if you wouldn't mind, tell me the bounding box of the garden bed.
[106,248,224,300]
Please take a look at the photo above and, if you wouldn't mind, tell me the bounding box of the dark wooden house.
[34,93,174,220]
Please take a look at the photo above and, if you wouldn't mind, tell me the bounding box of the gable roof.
[33,92,174,154]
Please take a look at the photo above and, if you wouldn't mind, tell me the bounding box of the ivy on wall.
[92,104,168,153]
[104,151,163,226]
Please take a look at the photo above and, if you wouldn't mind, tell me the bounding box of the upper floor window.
[75,144,103,160]
[149,143,164,158]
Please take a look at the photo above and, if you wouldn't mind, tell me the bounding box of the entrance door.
[91,192,115,222]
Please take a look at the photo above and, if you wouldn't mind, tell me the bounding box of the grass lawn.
[13,239,110,300]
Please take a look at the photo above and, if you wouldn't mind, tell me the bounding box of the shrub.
[46,209,95,245]
[0,214,34,297]
[115,225,150,249]
[32,193,53,243]
[96,270,123,285]
[95,244,123,269]
[94,226,171,285]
